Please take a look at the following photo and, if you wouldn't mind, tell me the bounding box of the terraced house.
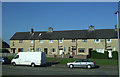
[9,25,119,58]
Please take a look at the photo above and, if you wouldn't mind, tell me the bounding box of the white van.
[11,52,46,67]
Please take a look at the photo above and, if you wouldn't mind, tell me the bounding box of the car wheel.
[31,63,35,67]
[12,62,16,66]
[87,65,92,69]
[69,64,74,68]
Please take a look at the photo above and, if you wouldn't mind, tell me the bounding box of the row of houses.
[9,25,119,58]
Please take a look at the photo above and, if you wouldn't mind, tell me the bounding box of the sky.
[2,2,118,44]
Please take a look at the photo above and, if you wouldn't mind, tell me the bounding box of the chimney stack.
[48,27,53,33]
[115,25,117,31]
[30,28,34,33]
[88,25,95,31]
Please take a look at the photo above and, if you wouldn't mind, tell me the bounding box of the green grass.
[46,57,55,62]
[89,58,118,65]
[57,58,78,64]
[56,58,118,65]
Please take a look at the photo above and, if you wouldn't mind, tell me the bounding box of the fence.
[2,53,17,57]
[1,53,87,59]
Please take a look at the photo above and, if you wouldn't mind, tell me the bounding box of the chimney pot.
[30,28,34,33]
[48,27,53,32]
[115,25,117,31]
[88,25,95,31]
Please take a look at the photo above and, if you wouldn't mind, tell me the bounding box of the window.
[94,39,100,43]
[31,40,34,43]
[68,47,71,51]
[72,39,75,42]
[36,48,41,52]
[113,47,116,51]
[14,55,19,59]
[39,40,43,43]
[12,41,14,46]
[51,48,56,52]
[107,39,111,43]
[49,40,53,43]
[78,48,85,53]
[18,48,23,52]
[59,40,63,43]
[82,39,87,42]
[19,40,23,43]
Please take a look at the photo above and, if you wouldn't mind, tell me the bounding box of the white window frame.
[51,48,56,52]
[31,40,34,43]
[49,40,53,43]
[59,40,63,43]
[72,39,75,42]
[36,48,41,52]
[107,39,111,43]
[39,40,43,43]
[94,39,100,43]
[19,40,23,43]
[82,39,87,42]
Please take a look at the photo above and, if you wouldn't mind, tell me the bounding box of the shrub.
[91,50,109,59]
[2,48,10,53]
[112,51,118,59]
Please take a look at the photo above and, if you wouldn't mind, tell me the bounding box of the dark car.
[0,57,11,64]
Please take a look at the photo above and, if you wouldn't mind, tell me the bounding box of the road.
[2,64,119,75]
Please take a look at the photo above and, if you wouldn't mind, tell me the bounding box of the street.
[2,64,119,75]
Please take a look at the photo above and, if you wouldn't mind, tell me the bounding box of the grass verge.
[56,58,118,65]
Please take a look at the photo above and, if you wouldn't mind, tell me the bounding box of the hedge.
[91,50,118,59]
[91,50,109,59]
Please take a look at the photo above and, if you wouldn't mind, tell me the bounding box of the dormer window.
[82,39,87,42]
[72,39,75,42]
[31,40,34,43]
[39,40,43,43]
[59,40,63,43]
[94,39,100,43]
[49,40,53,43]
[107,39,111,43]
[19,40,23,43]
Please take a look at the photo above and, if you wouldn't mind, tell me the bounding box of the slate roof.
[10,29,118,40]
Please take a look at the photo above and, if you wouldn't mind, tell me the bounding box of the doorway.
[44,48,48,54]
[11,48,16,53]
[87,48,93,58]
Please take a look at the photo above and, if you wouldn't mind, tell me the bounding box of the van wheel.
[69,64,74,68]
[12,62,16,66]
[31,63,35,67]
[87,65,92,69]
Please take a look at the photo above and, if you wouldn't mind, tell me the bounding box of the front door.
[87,48,93,58]
[44,48,48,54]
[11,48,16,53]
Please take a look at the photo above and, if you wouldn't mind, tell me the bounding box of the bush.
[112,51,118,59]
[2,48,10,53]
[91,50,109,59]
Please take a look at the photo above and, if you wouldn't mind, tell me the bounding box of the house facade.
[9,25,119,57]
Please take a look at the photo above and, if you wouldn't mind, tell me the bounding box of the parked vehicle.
[67,59,96,69]
[0,57,11,64]
[11,52,46,67]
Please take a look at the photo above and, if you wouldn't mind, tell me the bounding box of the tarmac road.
[2,64,119,75]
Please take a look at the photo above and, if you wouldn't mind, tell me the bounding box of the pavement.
[1,64,119,75]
